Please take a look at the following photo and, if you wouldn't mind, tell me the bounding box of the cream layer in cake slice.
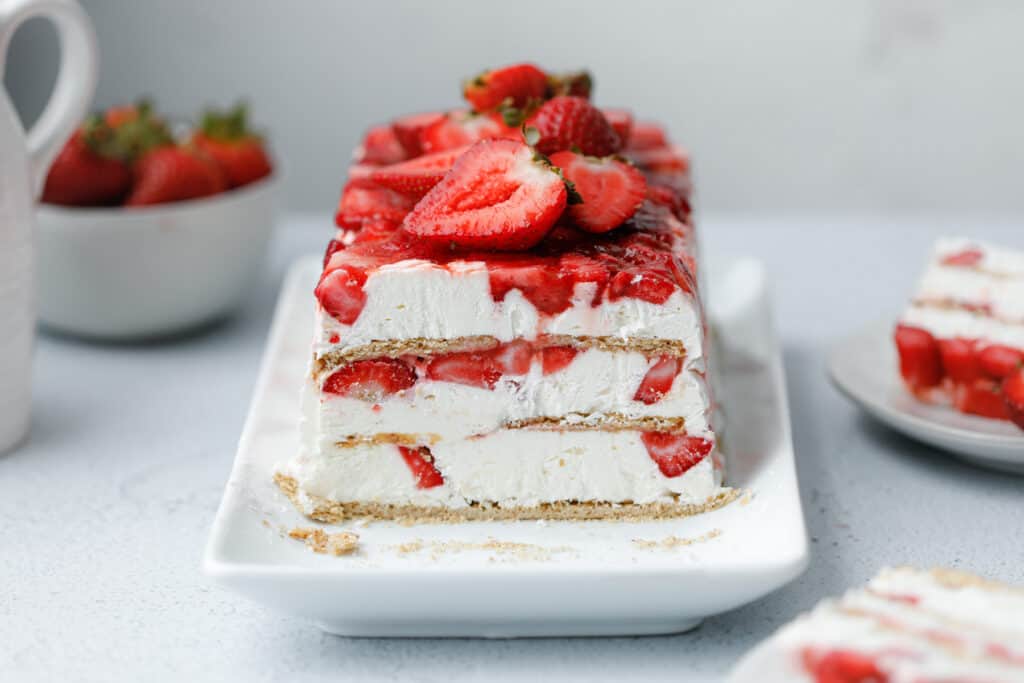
[728,567,1024,683]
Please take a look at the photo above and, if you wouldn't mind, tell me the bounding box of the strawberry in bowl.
[36,101,279,339]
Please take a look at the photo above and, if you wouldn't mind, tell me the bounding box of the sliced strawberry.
[550,151,647,233]
[541,346,579,375]
[392,111,445,157]
[397,446,445,489]
[626,122,668,151]
[355,125,407,165]
[368,145,470,198]
[463,63,548,112]
[938,338,982,384]
[801,649,888,683]
[634,356,684,404]
[315,264,368,325]
[978,345,1023,379]
[527,96,620,156]
[641,432,713,478]
[894,325,943,391]
[419,111,516,154]
[941,248,984,267]
[956,381,1010,420]
[322,359,417,401]
[608,269,677,305]
[1002,369,1024,430]
[426,351,502,390]
[646,183,691,219]
[335,179,416,229]
[322,238,345,269]
[602,109,634,148]
[402,139,568,250]
[495,340,533,375]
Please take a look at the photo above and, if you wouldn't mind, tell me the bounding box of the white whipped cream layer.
[284,428,720,509]
[314,349,712,443]
[727,567,1024,683]
[901,306,1024,349]
[913,238,1024,322]
[315,259,704,366]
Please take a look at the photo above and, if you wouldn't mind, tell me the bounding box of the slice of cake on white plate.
[276,63,734,522]
[894,238,1024,430]
[728,567,1024,682]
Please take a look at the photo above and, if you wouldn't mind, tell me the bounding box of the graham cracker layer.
[275,473,738,524]
[331,414,689,447]
[314,334,688,381]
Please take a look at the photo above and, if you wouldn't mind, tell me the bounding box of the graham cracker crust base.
[274,472,738,524]
[314,334,688,380]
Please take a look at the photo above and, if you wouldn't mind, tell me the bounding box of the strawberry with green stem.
[191,102,273,188]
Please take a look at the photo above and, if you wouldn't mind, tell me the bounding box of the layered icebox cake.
[276,63,735,521]
[895,238,1024,431]
[729,567,1024,682]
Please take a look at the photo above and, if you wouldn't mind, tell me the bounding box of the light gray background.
[7,0,1024,214]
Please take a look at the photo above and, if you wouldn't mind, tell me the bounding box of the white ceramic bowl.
[35,175,279,340]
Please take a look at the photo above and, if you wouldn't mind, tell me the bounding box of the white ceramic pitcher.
[0,0,96,453]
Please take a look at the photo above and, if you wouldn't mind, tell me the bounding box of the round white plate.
[828,321,1024,473]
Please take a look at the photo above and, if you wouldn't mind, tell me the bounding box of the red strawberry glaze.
[317,200,697,325]
[541,346,579,375]
[641,432,713,478]
[397,446,445,489]
[634,356,684,404]
[800,648,889,683]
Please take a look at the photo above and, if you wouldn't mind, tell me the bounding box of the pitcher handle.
[0,0,98,198]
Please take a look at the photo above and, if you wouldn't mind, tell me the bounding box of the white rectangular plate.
[203,256,807,637]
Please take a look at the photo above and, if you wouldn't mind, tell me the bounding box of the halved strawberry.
[801,649,887,683]
[550,151,646,233]
[495,340,533,375]
[355,125,407,165]
[322,359,418,401]
[463,63,548,112]
[392,111,445,157]
[335,179,416,229]
[641,432,713,478]
[397,446,445,489]
[315,264,368,325]
[978,345,1023,379]
[401,139,568,250]
[1002,369,1024,430]
[938,338,982,384]
[541,346,578,375]
[602,109,634,148]
[527,96,620,156]
[426,351,502,390]
[419,111,516,154]
[368,145,470,198]
[894,325,943,391]
[634,356,684,404]
[626,122,668,151]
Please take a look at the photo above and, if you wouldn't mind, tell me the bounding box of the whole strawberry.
[191,103,273,188]
[42,101,172,206]
[463,63,547,112]
[125,146,227,206]
[527,96,620,157]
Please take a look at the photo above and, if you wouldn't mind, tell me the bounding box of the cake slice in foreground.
[277,64,733,522]
[728,567,1024,682]
[895,238,1024,430]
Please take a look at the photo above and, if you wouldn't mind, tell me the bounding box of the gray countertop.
[3,214,1022,682]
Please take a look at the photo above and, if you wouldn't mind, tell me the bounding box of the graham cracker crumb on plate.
[739,489,756,506]
[289,527,360,556]
[388,536,575,562]
[632,528,723,550]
